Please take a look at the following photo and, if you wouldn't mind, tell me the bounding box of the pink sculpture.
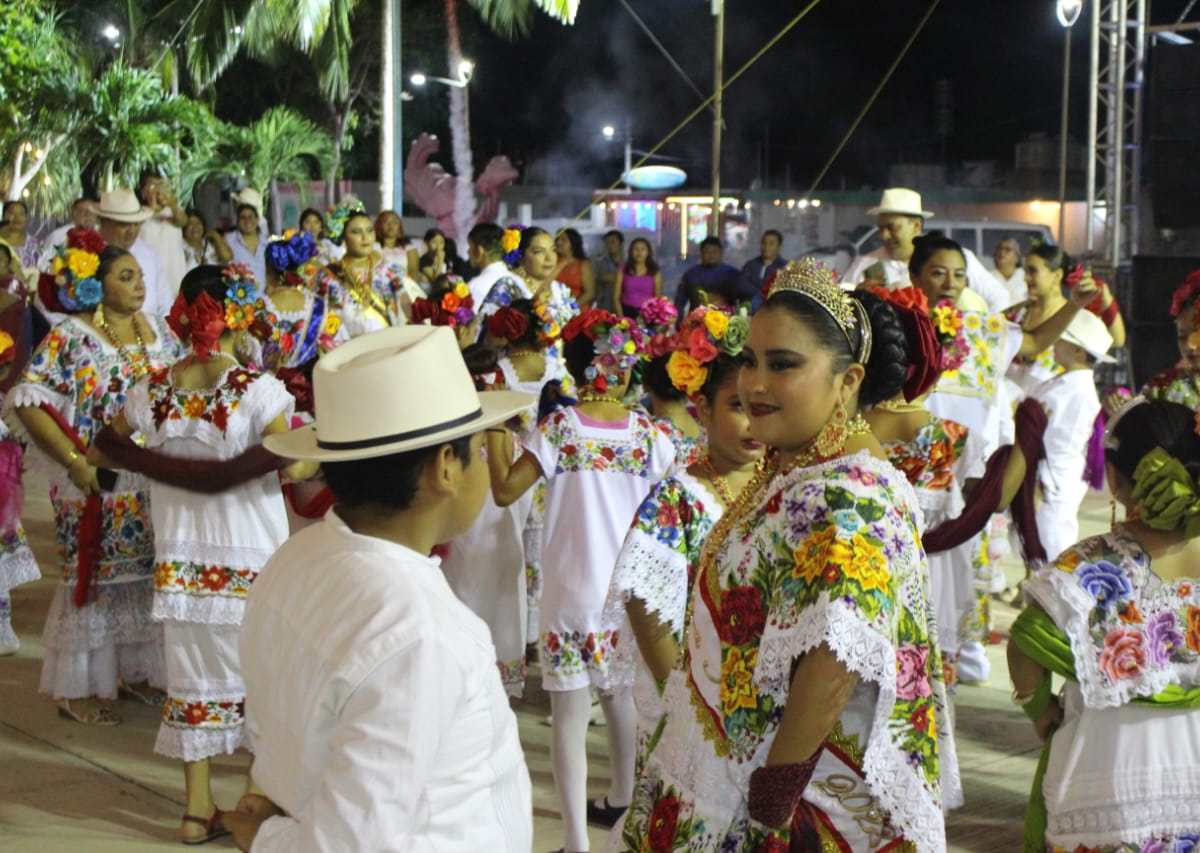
[404,133,518,238]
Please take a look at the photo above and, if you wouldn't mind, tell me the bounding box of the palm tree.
[181,107,334,231]
[465,0,580,35]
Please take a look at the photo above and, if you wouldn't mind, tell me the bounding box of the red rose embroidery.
[562,444,578,457]
[647,794,681,851]
[200,567,228,592]
[717,585,766,646]
[183,702,208,726]
[765,490,783,514]
[759,834,789,853]
[656,503,680,527]
[601,447,616,461]
[546,632,561,653]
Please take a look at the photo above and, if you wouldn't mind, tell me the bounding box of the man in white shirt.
[841,187,1010,311]
[993,237,1027,305]
[95,188,170,318]
[466,222,530,314]
[136,174,189,304]
[230,326,535,852]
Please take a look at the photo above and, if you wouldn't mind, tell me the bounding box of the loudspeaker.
[1129,255,1200,388]
[1150,45,1200,228]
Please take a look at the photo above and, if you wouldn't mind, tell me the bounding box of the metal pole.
[1058,26,1071,245]
[1108,0,1127,270]
[1086,2,1100,253]
[624,121,633,186]
[380,0,403,211]
[710,0,725,238]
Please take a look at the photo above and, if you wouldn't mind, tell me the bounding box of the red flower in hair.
[67,227,106,255]
[562,307,618,342]
[410,297,448,326]
[487,306,530,342]
[166,293,190,342]
[687,324,719,363]
[1171,270,1200,319]
[185,291,227,361]
[874,285,929,316]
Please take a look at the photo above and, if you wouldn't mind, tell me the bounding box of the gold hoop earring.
[814,400,848,458]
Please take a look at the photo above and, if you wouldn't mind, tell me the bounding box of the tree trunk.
[326,109,348,208]
[270,177,282,233]
[444,0,474,244]
[6,137,63,201]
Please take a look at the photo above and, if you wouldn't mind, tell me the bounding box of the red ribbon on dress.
[38,403,102,607]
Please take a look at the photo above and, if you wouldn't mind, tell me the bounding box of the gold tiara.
[768,257,871,362]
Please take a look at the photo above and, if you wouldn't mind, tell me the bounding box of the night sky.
[453,0,1196,190]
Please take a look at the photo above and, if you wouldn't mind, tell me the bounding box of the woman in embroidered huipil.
[615,260,956,852]
[604,308,765,764]
[257,231,341,374]
[316,211,413,337]
[95,264,315,843]
[8,242,183,725]
[1009,399,1200,852]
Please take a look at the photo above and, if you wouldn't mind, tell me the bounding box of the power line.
[617,0,713,115]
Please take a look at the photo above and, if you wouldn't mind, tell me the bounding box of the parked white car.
[808,219,1054,275]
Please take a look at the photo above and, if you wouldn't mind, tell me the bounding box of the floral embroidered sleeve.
[1023,532,1200,708]
[606,478,713,638]
[12,326,76,412]
[749,460,949,843]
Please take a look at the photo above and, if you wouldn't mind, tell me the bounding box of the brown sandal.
[180,809,230,846]
[57,699,121,726]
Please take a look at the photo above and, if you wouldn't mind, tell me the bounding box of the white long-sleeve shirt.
[1032,369,1101,500]
[841,246,1010,313]
[241,510,532,853]
[130,237,166,319]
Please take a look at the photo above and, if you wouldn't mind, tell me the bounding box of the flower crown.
[1170,270,1200,319]
[500,226,524,267]
[48,227,107,311]
[411,279,476,328]
[562,308,647,393]
[325,196,366,243]
[638,296,679,358]
[665,304,750,395]
[769,257,871,362]
[266,230,320,286]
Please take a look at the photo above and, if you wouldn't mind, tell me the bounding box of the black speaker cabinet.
[1130,255,1200,388]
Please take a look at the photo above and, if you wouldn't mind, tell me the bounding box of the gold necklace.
[699,454,735,506]
[93,305,150,378]
[579,392,624,405]
[873,395,926,414]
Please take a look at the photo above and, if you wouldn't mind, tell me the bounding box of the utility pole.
[380,0,404,212]
[710,0,725,238]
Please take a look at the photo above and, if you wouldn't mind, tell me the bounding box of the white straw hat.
[265,326,535,461]
[233,187,263,214]
[867,187,934,219]
[97,188,153,224]
[1061,309,1116,364]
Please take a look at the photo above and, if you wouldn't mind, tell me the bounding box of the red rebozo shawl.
[923,399,1048,563]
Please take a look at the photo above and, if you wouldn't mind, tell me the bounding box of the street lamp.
[1056,0,1083,245]
[602,122,633,189]
[101,23,120,42]
[409,59,475,90]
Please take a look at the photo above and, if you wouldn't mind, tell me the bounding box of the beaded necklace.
[93,305,150,379]
[698,454,735,506]
[578,392,624,406]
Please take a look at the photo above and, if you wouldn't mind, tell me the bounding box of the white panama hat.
[1061,309,1116,364]
[265,325,535,462]
[867,187,935,219]
[233,187,263,214]
[97,188,153,224]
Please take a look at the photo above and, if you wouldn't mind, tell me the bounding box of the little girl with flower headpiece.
[487,307,676,853]
[90,263,315,843]
[602,302,765,778]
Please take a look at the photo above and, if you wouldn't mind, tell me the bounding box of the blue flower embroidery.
[831,509,860,534]
[1075,559,1133,607]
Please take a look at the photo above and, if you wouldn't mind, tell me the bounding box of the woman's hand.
[1033,695,1063,742]
[68,456,100,495]
[1068,273,1099,307]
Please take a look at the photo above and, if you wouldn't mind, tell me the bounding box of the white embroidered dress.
[526,407,675,691]
[123,364,293,760]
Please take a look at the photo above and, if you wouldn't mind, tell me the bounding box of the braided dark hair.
[761,288,909,409]
[1108,400,1200,484]
[852,290,910,407]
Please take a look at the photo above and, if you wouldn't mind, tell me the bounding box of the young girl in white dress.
[94,264,314,843]
[487,308,676,853]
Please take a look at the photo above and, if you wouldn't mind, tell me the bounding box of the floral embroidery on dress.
[1142,365,1200,410]
[1025,531,1200,707]
[936,310,1012,398]
[51,490,153,583]
[882,418,968,493]
[541,410,661,477]
[540,628,619,680]
[1048,833,1200,852]
[153,560,257,600]
[147,365,258,435]
[651,416,706,468]
[161,696,245,731]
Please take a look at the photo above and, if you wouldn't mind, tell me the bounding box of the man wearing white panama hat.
[94,187,174,319]
[226,326,535,852]
[841,187,1010,312]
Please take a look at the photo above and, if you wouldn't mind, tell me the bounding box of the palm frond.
[178,0,257,91]
[466,0,579,38]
